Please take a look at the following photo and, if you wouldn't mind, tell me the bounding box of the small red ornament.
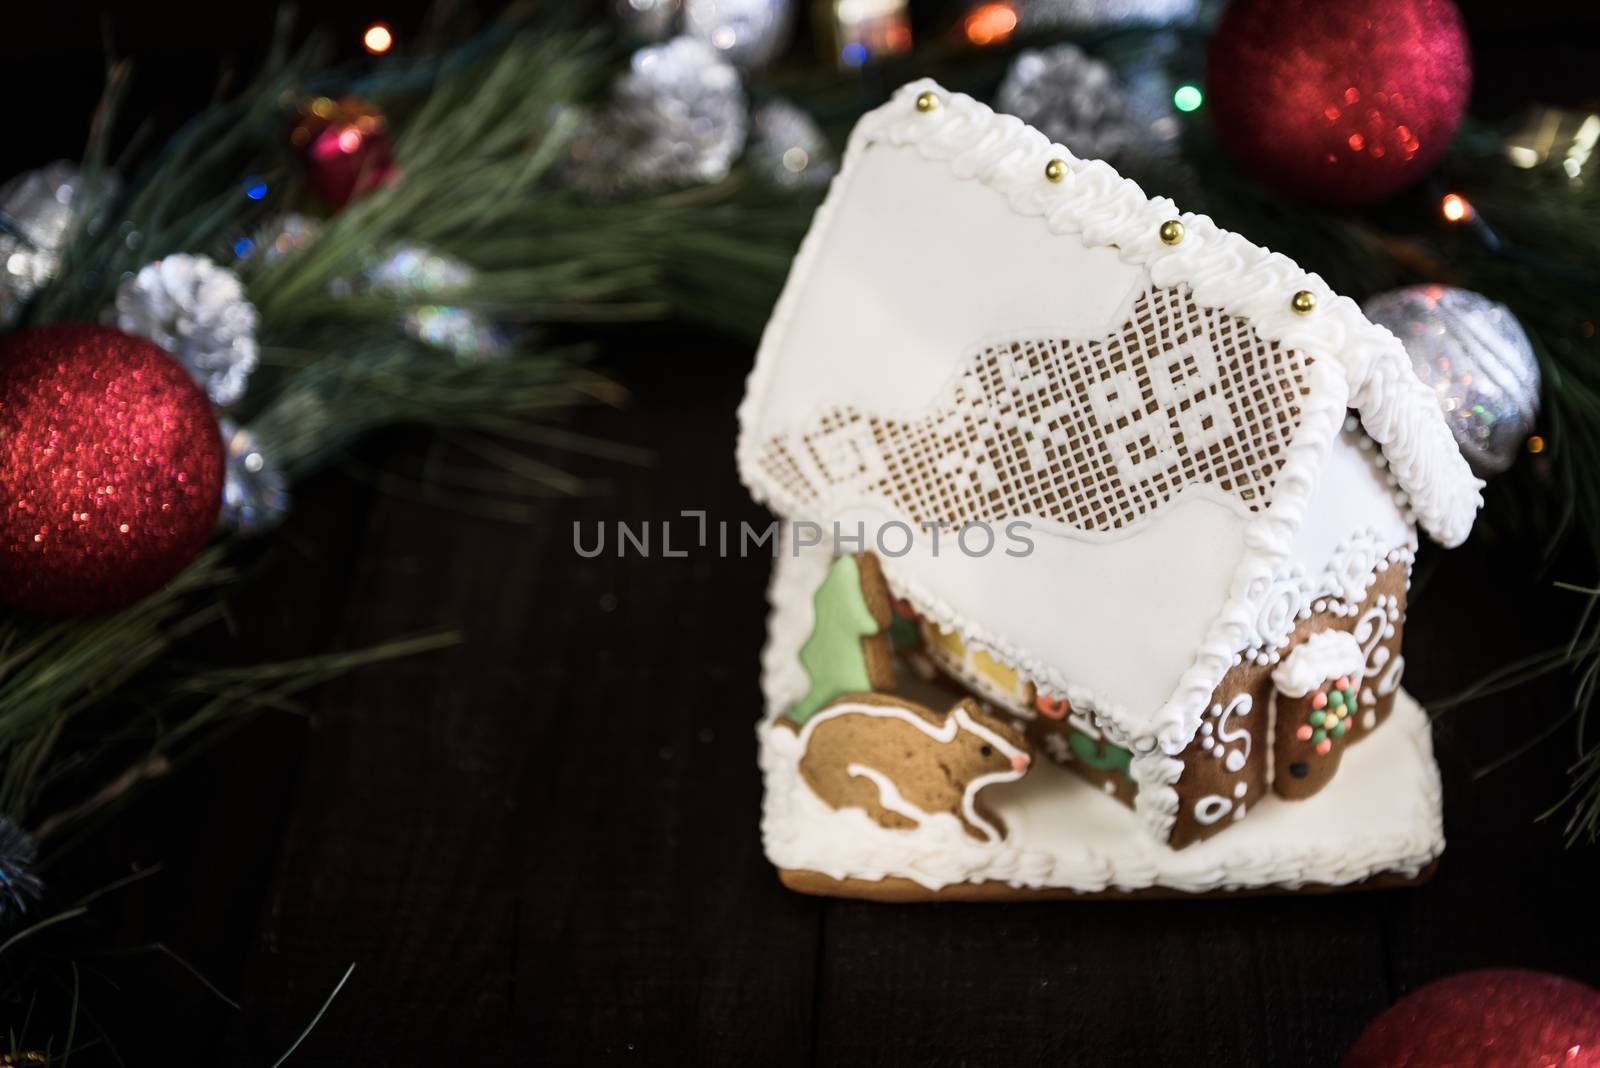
[290,96,397,210]
[1205,0,1472,207]
[1342,969,1600,1068]
[0,325,224,616]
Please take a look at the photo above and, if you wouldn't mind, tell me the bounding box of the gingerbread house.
[738,81,1483,899]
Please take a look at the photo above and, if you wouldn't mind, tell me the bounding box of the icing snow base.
[759,689,1443,894]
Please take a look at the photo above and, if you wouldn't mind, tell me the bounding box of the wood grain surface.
[2,3,1598,1059]
[102,347,1582,1065]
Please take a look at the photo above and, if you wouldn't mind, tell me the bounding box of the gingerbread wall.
[1168,547,1412,847]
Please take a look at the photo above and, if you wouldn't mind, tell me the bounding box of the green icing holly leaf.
[1067,731,1134,784]
[788,556,886,724]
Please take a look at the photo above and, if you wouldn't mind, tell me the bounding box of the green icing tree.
[788,555,887,724]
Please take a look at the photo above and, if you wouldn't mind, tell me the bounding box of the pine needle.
[0,909,89,960]
[268,963,356,1068]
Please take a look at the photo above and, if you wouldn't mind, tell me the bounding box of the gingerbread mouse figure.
[781,693,1032,842]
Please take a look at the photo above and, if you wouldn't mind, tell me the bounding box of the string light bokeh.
[363,23,393,54]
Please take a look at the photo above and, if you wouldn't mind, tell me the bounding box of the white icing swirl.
[1327,531,1386,605]
[1249,574,1307,653]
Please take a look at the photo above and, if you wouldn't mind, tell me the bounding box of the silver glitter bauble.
[359,243,476,295]
[567,37,747,197]
[684,0,793,70]
[1364,285,1541,478]
[612,0,683,42]
[110,254,260,407]
[340,243,511,363]
[0,161,120,328]
[748,99,836,191]
[402,305,511,364]
[239,211,322,265]
[219,420,290,536]
[997,44,1139,163]
[1017,0,1198,32]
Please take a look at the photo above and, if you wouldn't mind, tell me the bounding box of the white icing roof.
[737,80,1482,757]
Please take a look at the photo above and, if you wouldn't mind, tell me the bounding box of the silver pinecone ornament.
[0,161,120,328]
[1364,285,1541,477]
[567,37,748,197]
[997,44,1138,163]
[111,254,260,406]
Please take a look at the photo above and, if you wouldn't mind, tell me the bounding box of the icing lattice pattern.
[756,286,1314,533]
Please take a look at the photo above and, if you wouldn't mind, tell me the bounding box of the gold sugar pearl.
[1158,219,1185,245]
[915,91,941,113]
[1044,158,1068,183]
[1291,290,1317,315]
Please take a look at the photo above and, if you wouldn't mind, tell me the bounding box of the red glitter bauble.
[0,325,224,616]
[1342,970,1600,1068]
[290,97,397,210]
[1206,0,1472,207]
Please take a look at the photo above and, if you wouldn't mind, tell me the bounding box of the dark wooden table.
[52,337,1595,1066]
[9,6,1600,1060]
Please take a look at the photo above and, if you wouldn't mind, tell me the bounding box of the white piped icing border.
[740,81,1481,837]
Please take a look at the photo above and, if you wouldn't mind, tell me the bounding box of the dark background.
[5,2,1600,1064]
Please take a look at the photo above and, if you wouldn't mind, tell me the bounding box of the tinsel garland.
[0,818,42,922]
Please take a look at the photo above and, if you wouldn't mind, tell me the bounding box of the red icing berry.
[1034,694,1071,720]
